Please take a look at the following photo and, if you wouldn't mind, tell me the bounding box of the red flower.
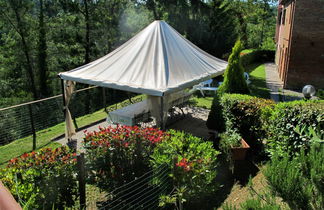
[176,158,192,171]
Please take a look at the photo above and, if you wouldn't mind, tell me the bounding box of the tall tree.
[38,0,50,97]
[0,0,38,99]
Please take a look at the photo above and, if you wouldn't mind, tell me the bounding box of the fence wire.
[0,86,139,146]
[96,164,172,210]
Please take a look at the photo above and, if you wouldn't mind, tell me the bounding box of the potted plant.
[220,131,250,160]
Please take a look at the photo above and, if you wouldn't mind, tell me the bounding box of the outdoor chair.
[192,79,218,97]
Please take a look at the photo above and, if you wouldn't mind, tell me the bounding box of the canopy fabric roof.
[59,20,227,96]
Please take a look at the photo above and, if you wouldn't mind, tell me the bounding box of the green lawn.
[241,49,257,54]
[0,95,143,167]
[246,63,270,99]
[189,96,214,109]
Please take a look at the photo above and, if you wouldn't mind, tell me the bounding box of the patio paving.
[55,106,211,150]
[265,62,304,102]
[264,63,283,102]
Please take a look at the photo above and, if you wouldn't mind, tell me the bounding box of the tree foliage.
[0,0,277,107]
[218,40,250,95]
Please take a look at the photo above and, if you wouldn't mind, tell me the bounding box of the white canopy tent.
[58,20,227,139]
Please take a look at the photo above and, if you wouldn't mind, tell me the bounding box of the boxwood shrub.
[262,100,324,157]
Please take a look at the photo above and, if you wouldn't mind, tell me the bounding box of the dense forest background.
[0,0,277,108]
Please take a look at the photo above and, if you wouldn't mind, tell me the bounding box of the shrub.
[220,94,275,154]
[0,147,78,209]
[316,89,324,100]
[240,49,275,68]
[206,93,225,132]
[218,40,250,95]
[262,100,324,157]
[150,130,219,206]
[219,130,242,151]
[83,125,167,191]
[264,144,324,210]
[222,198,282,210]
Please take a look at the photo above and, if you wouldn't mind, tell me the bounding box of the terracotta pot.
[230,139,250,160]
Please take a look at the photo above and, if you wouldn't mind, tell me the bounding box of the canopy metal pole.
[160,96,165,130]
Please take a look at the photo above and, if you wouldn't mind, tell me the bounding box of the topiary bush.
[83,125,167,191]
[150,130,219,207]
[206,93,225,132]
[264,144,324,210]
[262,100,324,157]
[218,40,250,95]
[0,147,78,209]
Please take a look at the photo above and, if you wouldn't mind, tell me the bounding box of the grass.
[246,63,270,99]
[189,63,271,109]
[0,95,144,167]
[189,96,214,109]
[241,49,258,54]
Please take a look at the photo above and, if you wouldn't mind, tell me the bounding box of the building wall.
[275,0,295,86]
[276,0,324,89]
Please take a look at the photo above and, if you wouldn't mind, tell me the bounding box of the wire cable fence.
[95,164,172,210]
[0,86,140,146]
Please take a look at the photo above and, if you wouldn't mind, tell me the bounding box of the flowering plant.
[0,146,78,209]
[151,130,220,206]
[83,125,167,191]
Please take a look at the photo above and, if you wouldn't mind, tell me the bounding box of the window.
[281,9,286,25]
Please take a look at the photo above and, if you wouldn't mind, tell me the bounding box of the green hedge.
[219,94,274,154]
[207,94,274,148]
[240,50,275,68]
[262,100,324,157]
[207,93,323,157]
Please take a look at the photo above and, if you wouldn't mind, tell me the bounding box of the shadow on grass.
[249,76,270,99]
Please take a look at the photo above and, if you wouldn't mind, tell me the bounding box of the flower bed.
[0,146,78,209]
[83,125,168,191]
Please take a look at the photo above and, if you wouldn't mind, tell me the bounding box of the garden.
[0,42,323,210]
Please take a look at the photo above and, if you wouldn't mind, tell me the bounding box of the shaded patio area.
[55,106,211,149]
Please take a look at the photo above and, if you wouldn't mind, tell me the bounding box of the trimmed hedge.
[207,94,274,151]
[207,93,323,157]
[262,100,324,157]
[220,94,275,154]
[240,50,275,68]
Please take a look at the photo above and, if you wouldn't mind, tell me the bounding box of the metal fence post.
[77,153,86,209]
[28,104,36,150]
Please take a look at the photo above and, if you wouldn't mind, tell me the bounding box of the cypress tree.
[218,40,249,95]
